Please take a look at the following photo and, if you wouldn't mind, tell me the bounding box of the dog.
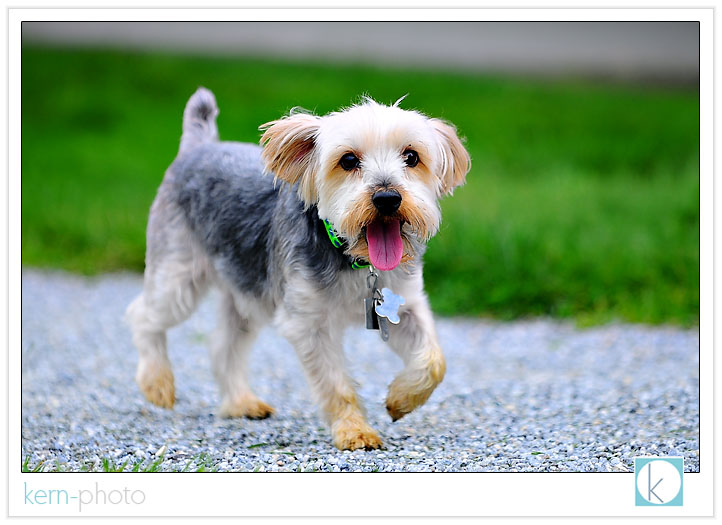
[126,88,470,450]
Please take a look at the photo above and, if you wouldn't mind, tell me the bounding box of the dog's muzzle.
[372,190,402,216]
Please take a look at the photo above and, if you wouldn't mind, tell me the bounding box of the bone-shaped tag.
[374,288,405,325]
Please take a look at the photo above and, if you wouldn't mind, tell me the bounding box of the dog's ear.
[260,113,321,204]
[431,119,471,195]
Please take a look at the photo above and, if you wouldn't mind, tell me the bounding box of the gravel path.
[21,270,700,473]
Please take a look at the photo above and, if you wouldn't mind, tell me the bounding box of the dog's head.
[260,97,470,271]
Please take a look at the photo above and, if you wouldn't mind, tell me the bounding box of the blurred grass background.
[21,46,699,325]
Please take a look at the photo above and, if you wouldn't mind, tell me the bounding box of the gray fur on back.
[168,141,355,299]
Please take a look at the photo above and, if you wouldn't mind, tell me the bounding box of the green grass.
[21,46,699,325]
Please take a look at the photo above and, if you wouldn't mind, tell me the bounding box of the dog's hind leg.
[126,204,209,409]
[211,291,274,419]
[126,260,208,409]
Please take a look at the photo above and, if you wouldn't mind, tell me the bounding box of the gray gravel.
[21,269,700,472]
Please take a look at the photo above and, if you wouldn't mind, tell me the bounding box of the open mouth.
[365,218,404,271]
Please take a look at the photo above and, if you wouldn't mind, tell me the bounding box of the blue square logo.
[634,457,683,506]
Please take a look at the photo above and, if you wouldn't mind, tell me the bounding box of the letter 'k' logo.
[635,457,683,506]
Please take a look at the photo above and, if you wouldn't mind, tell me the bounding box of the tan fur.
[339,186,431,265]
[396,188,433,242]
[137,363,175,409]
[332,416,383,450]
[337,193,377,241]
[325,393,382,450]
[431,119,472,195]
[385,347,446,421]
[219,395,275,420]
[409,154,440,189]
[259,113,320,203]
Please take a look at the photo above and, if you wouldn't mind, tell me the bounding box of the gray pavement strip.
[21,269,699,472]
[22,22,699,83]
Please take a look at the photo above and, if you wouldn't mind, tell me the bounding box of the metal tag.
[364,266,401,342]
[378,316,390,341]
[374,287,405,325]
[365,297,379,330]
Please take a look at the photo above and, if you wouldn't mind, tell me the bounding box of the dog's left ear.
[260,113,321,204]
[431,119,471,195]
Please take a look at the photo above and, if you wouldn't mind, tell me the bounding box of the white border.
[4,7,710,22]
[7,6,714,518]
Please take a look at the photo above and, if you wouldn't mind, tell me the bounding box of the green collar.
[322,219,370,270]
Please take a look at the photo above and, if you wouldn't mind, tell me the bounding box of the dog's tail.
[179,87,219,153]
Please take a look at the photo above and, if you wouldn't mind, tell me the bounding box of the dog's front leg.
[276,305,382,451]
[385,292,446,421]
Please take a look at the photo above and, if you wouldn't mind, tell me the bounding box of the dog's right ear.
[430,118,471,196]
[260,113,321,205]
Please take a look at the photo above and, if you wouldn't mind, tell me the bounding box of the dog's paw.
[386,379,437,421]
[385,384,421,422]
[137,363,175,409]
[385,353,445,421]
[219,396,275,420]
[332,421,383,451]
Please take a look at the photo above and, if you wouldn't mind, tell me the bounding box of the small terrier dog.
[126,88,470,450]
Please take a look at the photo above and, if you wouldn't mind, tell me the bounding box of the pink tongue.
[366,219,403,271]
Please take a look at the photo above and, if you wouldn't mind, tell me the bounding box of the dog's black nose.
[372,190,402,216]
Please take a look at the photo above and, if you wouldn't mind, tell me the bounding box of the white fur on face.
[312,100,449,243]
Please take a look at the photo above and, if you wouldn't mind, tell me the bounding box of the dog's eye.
[403,149,419,168]
[339,153,360,171]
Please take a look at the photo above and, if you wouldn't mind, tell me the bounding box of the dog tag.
[374,288,405,325]
[365,267,382,332]
[364,266,399,342]
[378,316,390,341]
[365,297,379,330]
